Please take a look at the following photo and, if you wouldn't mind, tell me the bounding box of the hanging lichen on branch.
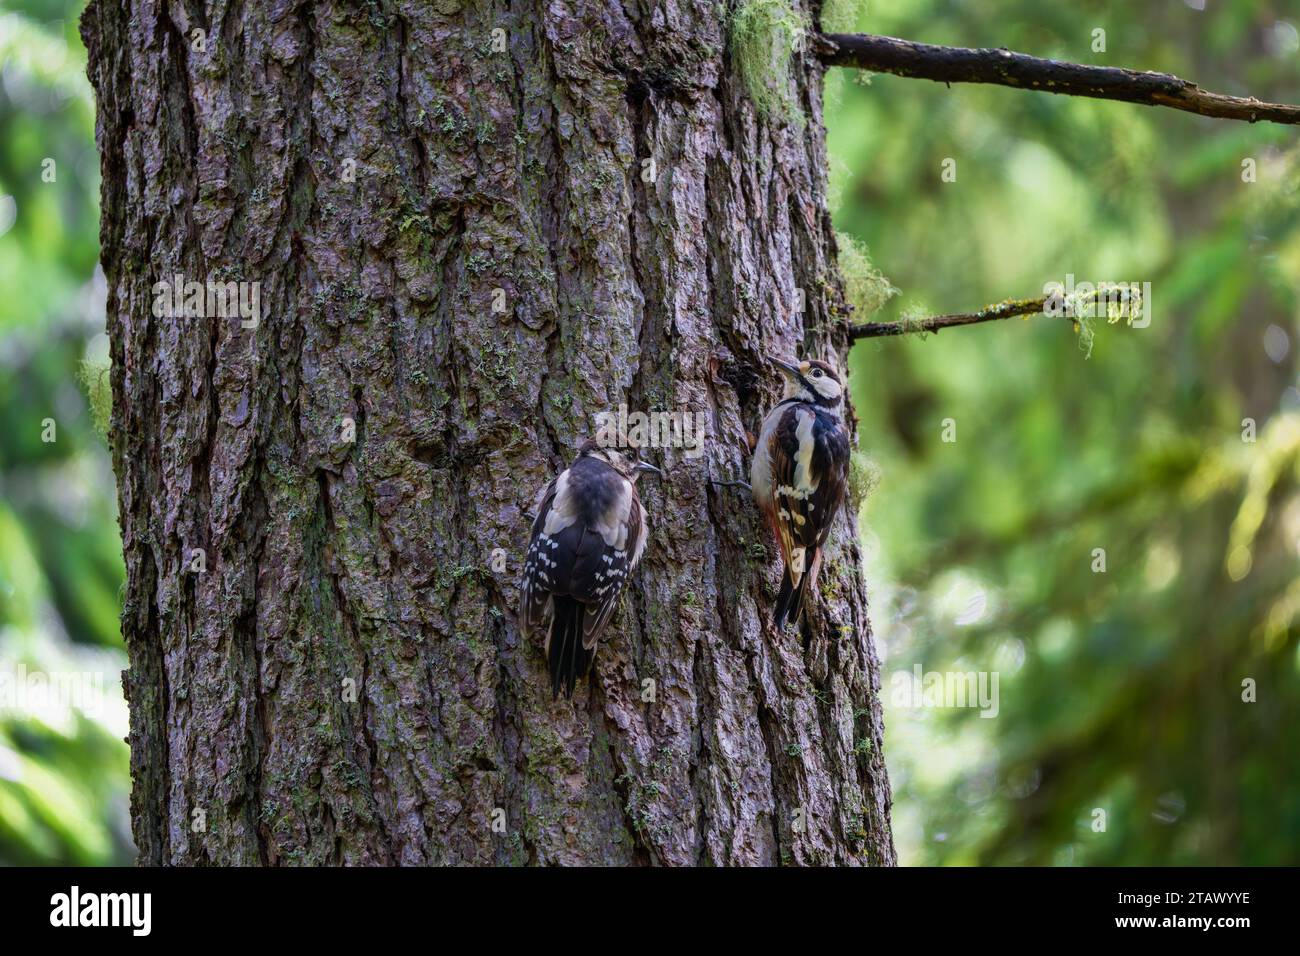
[836,231,899,320]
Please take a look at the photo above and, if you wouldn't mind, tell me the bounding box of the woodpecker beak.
[634,461,662,477]
[767,354,802,379]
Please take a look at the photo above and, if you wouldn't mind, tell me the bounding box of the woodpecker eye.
[812,369,823,378]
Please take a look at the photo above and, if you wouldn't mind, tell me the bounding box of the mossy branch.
[849,297,1047,339]
[815,33,1300,126]
[849,285,1145,358]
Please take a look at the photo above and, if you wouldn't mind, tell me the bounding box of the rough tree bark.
[81,0,894,865]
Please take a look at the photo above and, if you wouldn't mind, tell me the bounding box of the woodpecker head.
[575,439,663,482]
[768,355,844,410]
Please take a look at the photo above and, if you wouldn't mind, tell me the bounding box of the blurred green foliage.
[0,0,130,865]
[830,0,1300,864]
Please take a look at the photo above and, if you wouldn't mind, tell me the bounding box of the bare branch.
[815,33,1300,126]
[849,297,1048,340]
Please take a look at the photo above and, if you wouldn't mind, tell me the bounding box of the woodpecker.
[520,440,660,699]
[750,355,851,629]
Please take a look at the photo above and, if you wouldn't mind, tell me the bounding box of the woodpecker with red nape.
[751,355,851,629]
[520,440,660,699]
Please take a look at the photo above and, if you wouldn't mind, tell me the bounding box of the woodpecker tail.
[773,547,817,630]
[548,597,594,700]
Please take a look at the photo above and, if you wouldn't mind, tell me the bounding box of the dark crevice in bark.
[533,42,575,468]
[314,467,394,863]
[690,622,709,865]
[602,680,652,865]
[238,586,272,866]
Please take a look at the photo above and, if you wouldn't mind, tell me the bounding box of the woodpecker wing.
[521,475,559,642]
[764,405,819,583]
[807,413,850,552]
[578,493,644,650]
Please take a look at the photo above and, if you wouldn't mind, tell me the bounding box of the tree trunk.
[82,0,894,866]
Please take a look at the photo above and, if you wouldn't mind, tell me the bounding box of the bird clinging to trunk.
[520,440,660,699]
[751,355,851,629]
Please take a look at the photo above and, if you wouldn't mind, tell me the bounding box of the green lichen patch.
[78,356,112,442]
[820,0,867,33]
[836,231,898,319]
[730,0,809,122]
[848,450,881,504]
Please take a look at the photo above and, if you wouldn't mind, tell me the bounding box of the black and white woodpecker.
[520,440,660,699]
[751,355,851,629]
